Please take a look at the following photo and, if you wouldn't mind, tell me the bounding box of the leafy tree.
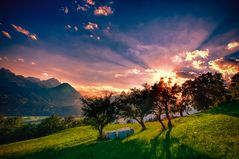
[151,78,180,128]
[81,93,117,139]
[190,72,226,110]
[0,116,23,144]
[117,84,153,131]
[151,81,166,130]
[229,72,239,101]
[177,80,194,117]
[37,115,64,136]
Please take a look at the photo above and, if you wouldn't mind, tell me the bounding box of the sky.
[0,0,239,96]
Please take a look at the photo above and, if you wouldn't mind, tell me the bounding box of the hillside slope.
[0,102,238,159]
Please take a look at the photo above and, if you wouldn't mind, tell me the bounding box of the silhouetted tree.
[177,80,194,117]
[151,78,180,128]
[229,72,239,101]
[151,81,166,130]
[190,72,226,110]
[117,84,153,131]
[81,93,117,139]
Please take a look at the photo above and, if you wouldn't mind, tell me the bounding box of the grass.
[0,102,238,159]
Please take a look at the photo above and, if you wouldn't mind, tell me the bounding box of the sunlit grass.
[0,102,238,159]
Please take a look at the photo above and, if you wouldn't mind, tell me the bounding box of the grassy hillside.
[0,102,238,159]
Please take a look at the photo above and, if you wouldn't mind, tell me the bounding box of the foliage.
[0,115,84,144]
[81,93,118,139]
[116,84,153,130]
[229,72,239,101]
[189,72,226,110]
[151,78,181,128]
[0,102,238,159]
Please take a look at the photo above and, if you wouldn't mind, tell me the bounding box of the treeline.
[0,115,85,144]
[81,72,239,139]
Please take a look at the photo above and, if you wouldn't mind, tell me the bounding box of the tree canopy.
[81,93,118,139]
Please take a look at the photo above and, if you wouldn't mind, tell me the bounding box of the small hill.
[0,68,82,116]
[0,102,238,159]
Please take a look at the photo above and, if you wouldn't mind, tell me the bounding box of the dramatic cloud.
[185,49,209,61]
[192,60,206,70]
[1,31,12,39]
[84,22,98,30]
[208,58,239,75]
[94,6,113,16]
[176,71,197,79]
[11,24,38,40]
[86,0,95,5]
[227,41,239,50]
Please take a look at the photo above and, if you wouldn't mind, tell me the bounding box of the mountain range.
[0,68,82,116]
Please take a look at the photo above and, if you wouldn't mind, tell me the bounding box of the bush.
[0,115,86,144]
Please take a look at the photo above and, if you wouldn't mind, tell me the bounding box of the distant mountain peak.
[40,78,61,88]
[0,67,82,115]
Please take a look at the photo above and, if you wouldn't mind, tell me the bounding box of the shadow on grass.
[207,101,239,117]
[149,127,212,159]
[3,128,213,159]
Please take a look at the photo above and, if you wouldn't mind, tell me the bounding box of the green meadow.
[0,102,238,159]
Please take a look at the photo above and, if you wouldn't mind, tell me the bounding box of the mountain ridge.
[0,67,82,116]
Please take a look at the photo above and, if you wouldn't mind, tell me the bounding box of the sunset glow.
[0,0,239,96]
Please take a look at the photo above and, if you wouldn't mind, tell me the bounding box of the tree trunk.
[165,103,172,128]
[135,118,146,131]
[157,107,166,130]
[157,114,166,130]
[98,126,104,139]
[140,121,146,131]
[180,107,183,117]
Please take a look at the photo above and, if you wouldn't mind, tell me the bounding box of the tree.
[81,93,117,139]
[229,72,239,101]
[117,84,153,131]
[177,80,194,117]
[151,78,180,128]
[37,115,64,136]
[190,72,226,110]
[151,81,166,130]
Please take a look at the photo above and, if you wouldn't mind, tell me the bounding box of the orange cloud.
[192,60,206,70]
[75,85,126,97]
[208,58,239,75]
[28,34,38,41]
[86,0,95,5]
[2,31,12,39]
[185,49,209,61]
[84,22,98,30]
[11,24,38,40]
[227,41,239,50]
[94,6,113,16]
